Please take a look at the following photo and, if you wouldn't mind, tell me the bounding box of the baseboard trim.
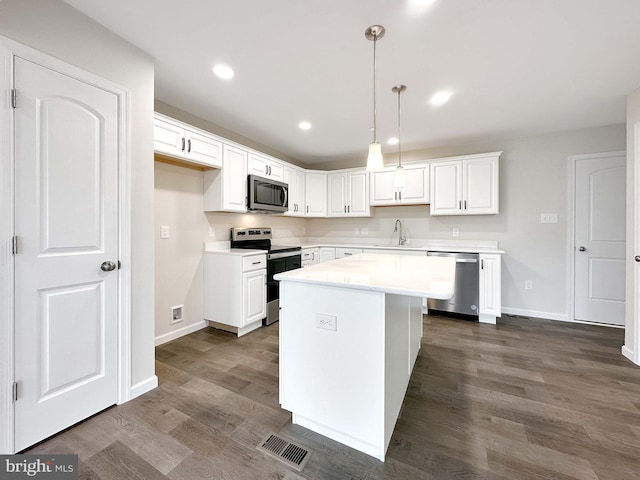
[501,307,569,322]
[128,375,158,401]
[621,345,638,365]
[155,320,208,346]
[501,307,624,328]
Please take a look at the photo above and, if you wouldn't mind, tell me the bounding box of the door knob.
[578,246,586,252]
[635,256,640,262]
[101,261,117,272]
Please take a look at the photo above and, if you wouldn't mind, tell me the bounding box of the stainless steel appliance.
[247,175,288,213]
[427,251,479,317]
[230,227,301,325]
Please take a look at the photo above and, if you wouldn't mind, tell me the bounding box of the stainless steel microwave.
[247,175,288,213]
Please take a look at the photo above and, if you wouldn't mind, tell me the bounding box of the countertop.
[299,243,504,254]
[274,253,456,299]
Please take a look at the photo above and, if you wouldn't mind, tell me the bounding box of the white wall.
[307,124,626,320]
[0,0,156,386]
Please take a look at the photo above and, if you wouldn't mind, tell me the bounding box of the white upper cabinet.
[248,152,284,180]
[284,166,306,216]
[154,113,222,168]
[203,144,248,213]
[370,164,429,206]
[305,172,327,217]
[430,152,500,216]
[327,170,370,217]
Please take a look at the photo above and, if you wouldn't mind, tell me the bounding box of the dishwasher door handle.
[455,258,478,263]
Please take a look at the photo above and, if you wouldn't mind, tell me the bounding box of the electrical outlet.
[316,313,337,331]
[171,304,183,324]
[160,225,169,239]
[354,227,360,235]
[540,213,558,224]
[361,227,368,235]
[208,226,215,238]
[452,228,459,237]
[524,280,533,290]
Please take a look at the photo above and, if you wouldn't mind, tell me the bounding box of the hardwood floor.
[27,315,640,479]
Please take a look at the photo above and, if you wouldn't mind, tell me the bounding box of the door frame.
[0,37,133,454]
[567,151,626,327]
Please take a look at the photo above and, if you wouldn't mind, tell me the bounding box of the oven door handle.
[268,251,301,260]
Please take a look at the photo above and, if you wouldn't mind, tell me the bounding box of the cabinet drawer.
[243,254,267,272]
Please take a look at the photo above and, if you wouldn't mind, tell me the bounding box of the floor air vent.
[257,434,310,471]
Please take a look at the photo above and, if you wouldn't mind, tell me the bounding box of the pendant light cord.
[397,87,402,167]
[372,34,378,143]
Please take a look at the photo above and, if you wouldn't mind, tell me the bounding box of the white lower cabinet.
[204,252,266,336]
[479,253,501,323]
[319,247,336,263]
[335,247,363,259]
[301,247,320,267]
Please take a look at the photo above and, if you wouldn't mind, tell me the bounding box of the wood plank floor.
[27,315,640,479]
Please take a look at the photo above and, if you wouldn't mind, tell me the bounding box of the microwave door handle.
[282,187,288,208]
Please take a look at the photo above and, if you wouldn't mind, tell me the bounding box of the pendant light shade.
[392,84,407,188]
[365,25,385,172]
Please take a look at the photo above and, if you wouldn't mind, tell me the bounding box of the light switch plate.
[160,225,169,239]
[452,228,459,237]
[209,226,215,238]
[540,213,558,224]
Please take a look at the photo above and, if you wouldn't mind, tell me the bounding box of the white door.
[401,166,429,204]
[328,173,347,216]
[305,173,327,217]
[348,172,369,216]
[14,57,119,451]
[430,161,462,215]
[464,157,499,214]
[574,153,626,325]
[222,144,248,212]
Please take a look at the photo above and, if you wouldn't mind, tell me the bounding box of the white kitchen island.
[275,253,455,461]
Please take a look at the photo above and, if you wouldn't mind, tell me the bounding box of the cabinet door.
[370,169,396,205]
[348,171,370,216]
[243,270,266,326]
[248,153,283,180]
[154,117,185,159]
[305,172,327,217]
[463,157,499,214]
[222,145,248,212]
[400,166,429,204]
[479,254,501,318]
[284,166,305,216]
[319,247,335,263]
[328,173,348,216]
[185,130,222,168]
[430,161,462,215]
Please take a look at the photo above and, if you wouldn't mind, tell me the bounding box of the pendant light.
[392,84,407,188]
[365,25,385,171]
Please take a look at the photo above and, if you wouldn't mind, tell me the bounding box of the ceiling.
[66,0,640,165]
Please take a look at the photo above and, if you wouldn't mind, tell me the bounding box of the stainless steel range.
[230,227,301,325]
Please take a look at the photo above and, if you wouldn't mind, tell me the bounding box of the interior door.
[14,57,119,451]
[574,153,626,325]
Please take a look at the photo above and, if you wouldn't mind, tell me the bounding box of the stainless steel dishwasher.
[427,251,479,317]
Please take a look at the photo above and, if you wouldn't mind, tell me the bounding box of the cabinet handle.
[348,205,350,213]
[344,205,347,213]
[181,137,185,152]
[464,200,467,210]
[252,261,261,265]
[344,253,352,256]
[187,139,191,153]
[481,259,484,269]
[306,205,309,213]
[394,192,397,201]
[399,192,402,201]
[459,200,462,209]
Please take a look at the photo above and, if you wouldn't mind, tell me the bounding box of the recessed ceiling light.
[410,0,437,6]
[298,121,312,130]
[213,64,234,80]
[430,90,453,106]
[387,137,399,145]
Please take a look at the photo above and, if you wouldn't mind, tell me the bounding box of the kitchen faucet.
[393,219,407,245]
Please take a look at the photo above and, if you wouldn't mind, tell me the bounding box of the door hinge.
[12,382,18,402]
[11,236,18,255]
[10,89,16,108]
